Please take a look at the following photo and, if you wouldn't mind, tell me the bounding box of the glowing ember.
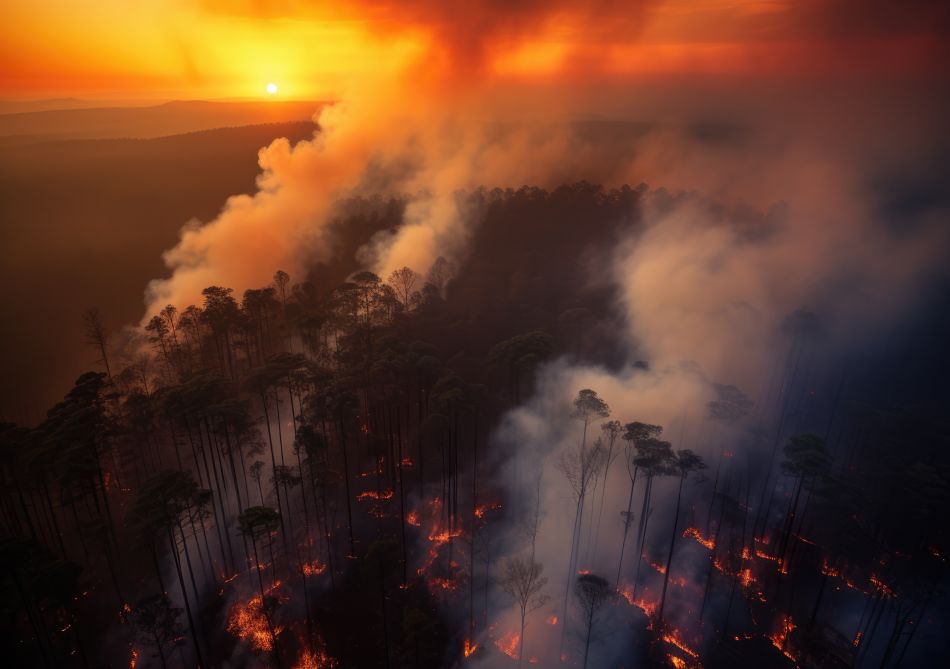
[546,615,558,625]
[474,501,502,518]
[129,647,138,668]
[357,489,394,501]
[683,527,715,550]
[618,585,658,618]
[768,614,797,663]
[669,655,688,669]
[464,639,478,657]
[869,574,895,598]
[227,595,281,652]
[407,510,421,526]
[302,559,327,577]
[662,628,699,659]
[650,560,667,575]
[495,631,521,659]
[577,568,592,575]
[852,631,863,647]
[294,648,337,668]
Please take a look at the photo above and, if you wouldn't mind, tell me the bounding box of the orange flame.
[682,527,715,550]
[227,595,282,652]
[495,631,521,659]
[464,639,478,657]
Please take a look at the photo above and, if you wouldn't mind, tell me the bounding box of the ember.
[227,595,281,652]
[495,631,521,659]
[464,639,478,657]
[682,527,715,550]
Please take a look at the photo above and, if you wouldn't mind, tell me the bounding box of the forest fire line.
[356,489,394,501]
[682,527,715,550]
[769,615,798,664]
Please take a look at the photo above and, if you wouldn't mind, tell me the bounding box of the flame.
[129,648,138,668]
[546,615,558,625]
[869,574,895,598]
[768,614,797,663]
[302,559,327,577]
[495,631,521,659]
[682,527,715,550]
[669,656,688,669]
[357,489,394,501]
[227,595,282,652]
[407,510,421,526]
[294,648,337,668]
[650,560,667,575]
[474,501,502,518]
[464,639,478,657]
[852,631,863,647]
[618,584,658,618]
[662,628,699,659]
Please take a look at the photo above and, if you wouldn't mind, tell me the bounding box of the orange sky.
[1,1,946,100]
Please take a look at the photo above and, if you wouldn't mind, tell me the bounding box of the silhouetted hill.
[0,99,325,141]
[0,121,315,420]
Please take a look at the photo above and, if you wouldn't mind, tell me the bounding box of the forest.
[2,183,948,669]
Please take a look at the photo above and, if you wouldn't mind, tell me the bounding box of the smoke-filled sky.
[2,1,948,99]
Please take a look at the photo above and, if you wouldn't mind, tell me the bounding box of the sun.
[266,82,278,95]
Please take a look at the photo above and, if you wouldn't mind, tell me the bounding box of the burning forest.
[2,1,950,668]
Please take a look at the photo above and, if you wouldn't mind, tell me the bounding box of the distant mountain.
[0,99,327,141]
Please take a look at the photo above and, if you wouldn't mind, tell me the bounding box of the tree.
[388,266,419,310]
[125,594,185,669]
[81,307,112,377]
[575,573,616,669]
[658,449,706,619]
[237,505,283,668]
[499,557,549,668]
[558,388,609,655]
[615,421,663,588]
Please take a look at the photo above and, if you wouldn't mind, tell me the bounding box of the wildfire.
[407,510,421,526]
[768,615,797,663]
[302,559,327,577]
[618,585,658,618]
[227,595,282,652]
[547,615,558,625]
[869,574,895,599]
[464,639,478,657]
[495,631,521,659]
[852,631,863,647]
[294,648,337,668]
[474,501,502,518]
[650,560,667,575]
[357,489,394,501]
[662,628,700,659]
[683,527,715,550]
[129,648,138,668]
[669,655,688,669]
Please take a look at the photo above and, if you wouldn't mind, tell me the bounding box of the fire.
[869,574,895,598]
[547,615,558,625]
[495,631,521,659]
[669,655,687,669]
[577,568,592,575]
[662,628,700,663]
[682,527,715,550]
[294,648,337,668]
[407,510,421,526]
[357,489,394,501]
[129,648,138,668]
[852,631,863,647]
[820,559,839,577]
[464,639,478,657]
[302,559,327,577]
[474,501,502,518]
[227,595,282,652]
[650,560,667,575]
[618,585,658,618]
[768,615,797,663]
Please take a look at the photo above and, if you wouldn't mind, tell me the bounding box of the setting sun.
[266,82,278,95]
